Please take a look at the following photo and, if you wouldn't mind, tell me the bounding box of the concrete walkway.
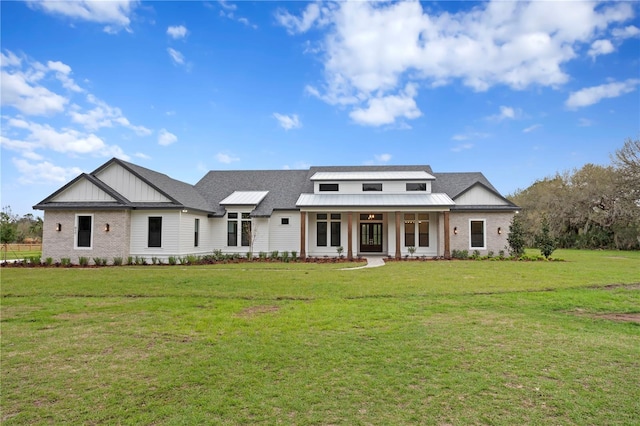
[341,256,386,270]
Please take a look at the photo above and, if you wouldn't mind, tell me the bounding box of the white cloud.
[158,129,178,146]
[215,152,239,164]
[167,48,185,66]
[375,153,392,163]
[1,51,22,67]
[273,113,302,130]
[451,143,474,152]
[27,0,137,33]
[451,132,490,141]
[277,0,636,126]
[487,106,521,121]
[134,152,151,160]
[69,94,151,135]
[167,25,188,39]
[588,39,615,58]
[349,84,421,126]
[565,79,640,109]
[12,157,84,185]
[218,0,237,11]
[612,25,640,39]
[523,124,542,133]
[0,69,69,116]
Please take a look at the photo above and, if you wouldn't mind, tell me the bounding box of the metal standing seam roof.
[310,171,436,181]
[296,193,455,207]
[220,191,269,205]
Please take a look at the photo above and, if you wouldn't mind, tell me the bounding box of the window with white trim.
[148,217,162,248]
[470,220,485,249]
[76,214,93,248]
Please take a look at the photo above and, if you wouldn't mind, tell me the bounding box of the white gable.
[454,185,509,205]
[95,163,170,202]
[51,177,116,202]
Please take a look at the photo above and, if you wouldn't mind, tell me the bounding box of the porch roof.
[296,193,455,208]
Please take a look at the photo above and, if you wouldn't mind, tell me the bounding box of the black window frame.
[148,216,162,248]
[404,213,415,247]
[77,215,92,248]
[406,182,427,191]
[227,213,238,246]
[317,221,327,246]
[418,213,429,247]
[319,183,339,192]
[470,220,485,248]
[241,213,251,247]
[362,183,382,192]
[194,218,200,247]
[281,218,289,225]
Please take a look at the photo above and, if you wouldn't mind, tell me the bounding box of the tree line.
[0,206,43,245]
[508,138,640,250]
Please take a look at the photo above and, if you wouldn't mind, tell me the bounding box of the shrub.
[61,258,71,267]
[270,250,279,260]
[291,250,297,260]
[127,256,134,265]
[258,251,267,260]
[246,252,253,260]
[507,214,526,258]
[407,246,416,257]
[487,251,494,258]
[535,214,557,259]
[452,249,469,260]
[78,257,89,267]
[212,249,223,261]
[112,257,123,266]
[336,246,344,257]
[28,256,41,266]
[45,257,53,266]
[471,250,481,260]
[151,256,159,265]
[498,250,505,259]
[168,256,177,265]
[93,257,103,266]
[281,251,290,263]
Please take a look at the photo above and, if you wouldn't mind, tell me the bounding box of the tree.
[535,214,556,259]
[1,206,18,262]
[507,213,526,258]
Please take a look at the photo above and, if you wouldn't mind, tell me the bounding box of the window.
[363,183,382,191]
[194,218,199,247]
[76,215,92,248]
[281,218,289,225]
[227,213,238,246]
[406,183,427,191]
[148,217,162,248]
[331,214,341,247]
[317,221,327,246]
[418,214,429,247]
[470,220,485,248]
[319,183,339,192]
[241,213,251,247]
[404,213,415,247]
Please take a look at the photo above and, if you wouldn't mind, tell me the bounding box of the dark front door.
[360,223,383,252]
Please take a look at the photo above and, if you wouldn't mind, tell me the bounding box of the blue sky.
[1,0,639,216]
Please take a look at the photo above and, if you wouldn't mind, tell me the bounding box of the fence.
[1,243,43,252]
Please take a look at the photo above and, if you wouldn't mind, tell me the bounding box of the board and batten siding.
[51,178,116,202]
[178,212,213,255]
[454,186,510,206]
[267,211,300,253]
[95,163,170,202]
[130,210,180,258]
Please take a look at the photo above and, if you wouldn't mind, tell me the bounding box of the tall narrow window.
[317,213,327,246]
[404,213,415,247]
[77,215,92,248]
[470,220,485,248]
[330,213,341,247]
[418,213,429,247]
[241,213,251,247]
[194,218,200,247]
[227,213,238,246]
[148,217,162,248]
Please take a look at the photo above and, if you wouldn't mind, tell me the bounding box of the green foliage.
[78,257,89,267]
[451,249,469,259]
[60,258,71,267]
[1,206,18,252]
[506,213,526,257]
[290,250,297,260]
[112,257,123,266]
[127,256,134,265]
[258,251,267,260]
[535,215,557,259]
[168,256,177,265]
[407,246,416,257]
[45,257,53,266]
[270,250,279,260]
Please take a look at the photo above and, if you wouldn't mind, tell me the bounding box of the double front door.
[360,223,383,252]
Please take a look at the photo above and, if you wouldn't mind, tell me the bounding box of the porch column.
[300,211,306,259]
[444,211,451,259]
[395,211,401,259]
[347,212,353,260]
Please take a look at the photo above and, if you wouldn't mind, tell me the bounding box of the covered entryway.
[360,222,383,253]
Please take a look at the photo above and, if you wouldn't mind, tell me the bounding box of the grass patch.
[1,249,639,424]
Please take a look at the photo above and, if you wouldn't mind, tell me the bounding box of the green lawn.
[0,250,41,261]
[2,249,639,424]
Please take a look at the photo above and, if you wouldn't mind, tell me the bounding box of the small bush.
[246,252,253,260]
[452,250,469,260]
[78,257,89,267]
[270,250,279,260]
[498,250,505,259]
[168,256,177,265]
[291,250,297,260]
[487,251,494,258]
[27,256,41,266]
[127,256,134,265]
[212,249,223,261]
[61,258,71,267]
[45,257,53,266]
[151,256,159,265]
[113,257,123,266]
[258,251,267,260]
[281,251,290,263]
[93,257,103,266]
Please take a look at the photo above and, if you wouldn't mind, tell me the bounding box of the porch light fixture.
[104,223,110,232]
[56,223,62,232]
[368,214,376,220]
[182,209,188,213]
[453,226,458,235]
[497,227,502,235]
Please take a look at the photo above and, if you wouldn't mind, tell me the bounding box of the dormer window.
[363,183,382,191]
[406,183,427,191]
[319,183,339,192]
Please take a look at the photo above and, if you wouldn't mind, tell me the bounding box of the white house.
[34,158,519,263]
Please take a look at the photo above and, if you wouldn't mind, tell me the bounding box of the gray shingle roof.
[195,170,309,216]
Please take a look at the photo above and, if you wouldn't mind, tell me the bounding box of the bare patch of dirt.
[591,313,640,323]
[602,283,640,290]
[236,305,280,318]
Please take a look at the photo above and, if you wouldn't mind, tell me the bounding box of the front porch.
[299,210,452,260]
